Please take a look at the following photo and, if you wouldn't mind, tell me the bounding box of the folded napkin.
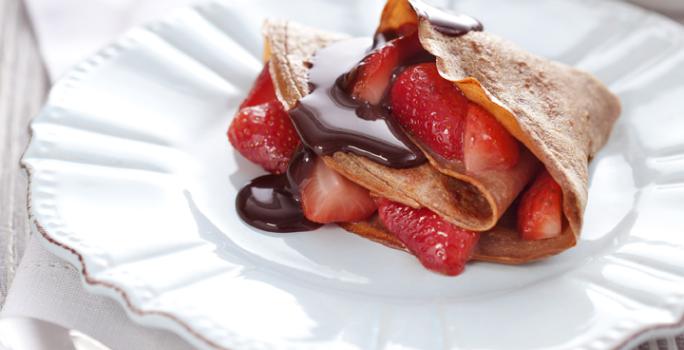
[1,235,194,350]
[24,0,684,81]
[24,0,199,80]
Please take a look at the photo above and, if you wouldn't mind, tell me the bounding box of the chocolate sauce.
[237,3,485,232]
[408,0,483,37]
[289,38,426,169]
[236,147,322,233]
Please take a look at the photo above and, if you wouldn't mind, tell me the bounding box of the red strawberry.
[376,198,479,276]
[517,169,563,240]
[351,43,399,105]
[239,64,277,109]
[228,101,299,174]
[299,157,377,224]
[229,62,301,173]
[351,32,422,105]
[463,102,520,172]
[390,62,469,160]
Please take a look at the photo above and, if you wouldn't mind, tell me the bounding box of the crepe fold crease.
[261,0,620,264]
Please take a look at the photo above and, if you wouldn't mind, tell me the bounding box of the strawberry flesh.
[351,31,423,105]
[239,64,277,109]
[517,169,563,240]
[376,198,479,276]
[463,102,520,172]
[299,157,377,224]
[351,43,399,105]
[390,62,469,160]
[228,63,300,174]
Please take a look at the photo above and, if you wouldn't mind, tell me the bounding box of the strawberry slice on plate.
[517,169,563,240]
[390,62,469,160]
[299,157,377,224]
[463,102,520,172]
[351,31,422,105]
[377,198,479,276]
[228,63,300,174]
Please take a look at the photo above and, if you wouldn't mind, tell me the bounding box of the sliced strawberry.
[351,43,399,105]
[517,169,563,240]
[239,64,277,109]
[376,198,479,276]
[299,157,377,224]
[463,102,520,172]
[351,31,422,105]
[228,101,299,174]
[390,62,469,160]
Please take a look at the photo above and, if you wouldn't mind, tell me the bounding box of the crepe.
[262,0,620,264]
[264,20,538,233]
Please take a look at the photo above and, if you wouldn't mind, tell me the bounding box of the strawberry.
[228,101,299,174]
[376,198,479,276]
[351,42,399,105]
[229,63,300,174]
[517,169,563,240]
[463,102,520,172]
[351,31,422,105]
[299,157,377,224]
[239,64,277,109]
[390,62,469,160]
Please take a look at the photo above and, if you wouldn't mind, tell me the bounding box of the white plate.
[23,0,684,349]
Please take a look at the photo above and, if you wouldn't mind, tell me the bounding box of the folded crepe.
[262,0,620,264]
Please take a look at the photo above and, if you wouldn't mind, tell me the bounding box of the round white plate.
[23,0,684,349]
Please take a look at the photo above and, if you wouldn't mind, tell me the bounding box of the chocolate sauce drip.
[236,147,322,233]
[237,5,484,232]
[289,38,426,169]
[408,0,483,37]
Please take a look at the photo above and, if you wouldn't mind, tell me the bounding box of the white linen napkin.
[24,0,200,80]
[24,0,684,81]
[1,235,194,350]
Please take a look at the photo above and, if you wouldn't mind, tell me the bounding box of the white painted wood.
[0,0,48,307]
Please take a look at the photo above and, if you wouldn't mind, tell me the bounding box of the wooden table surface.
[0,0,48,307]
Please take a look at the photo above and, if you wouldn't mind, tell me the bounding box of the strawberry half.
[228,63,300,174]
[351,31,422,105]
[463,102,520,172]
[390,62,469,160]
[299,157,377,224]
[517,169,563,240]
[228,101,299,174]
[376,198,479,276]
[239,64,277,109]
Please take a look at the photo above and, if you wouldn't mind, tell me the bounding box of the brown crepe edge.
[260,3,620,263]
[416,22,621,245]
[370,0,620,262]
[338,214,575,265]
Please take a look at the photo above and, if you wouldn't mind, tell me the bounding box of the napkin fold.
[25,0,684,81]
[0,235,193,350]
[24,0,199,80]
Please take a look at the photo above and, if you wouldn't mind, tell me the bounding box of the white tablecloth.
[2,0,683,349]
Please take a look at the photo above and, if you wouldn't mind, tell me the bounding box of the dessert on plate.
[227,0,621,276]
